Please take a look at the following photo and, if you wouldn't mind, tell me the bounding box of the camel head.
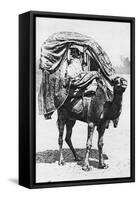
[113,76,128,94]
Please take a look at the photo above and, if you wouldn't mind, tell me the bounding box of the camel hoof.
[58,160,65,166]
[82,165,92,171]
[74,156,82,162]
[98,163,109,169]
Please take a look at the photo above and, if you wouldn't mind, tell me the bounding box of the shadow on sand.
[8,178,18,185]
[36,148,108,169]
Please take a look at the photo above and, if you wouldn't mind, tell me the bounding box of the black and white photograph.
[35,16,132,184]
[0,0,138,198]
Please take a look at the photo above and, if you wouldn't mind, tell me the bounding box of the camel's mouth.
[121,83,127,88]
[120,80,128,88]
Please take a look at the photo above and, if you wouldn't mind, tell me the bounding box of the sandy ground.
[36,75,130,183]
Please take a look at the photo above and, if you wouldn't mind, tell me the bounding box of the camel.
[57,76,128,171]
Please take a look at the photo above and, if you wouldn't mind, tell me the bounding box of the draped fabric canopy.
[38,32,115,118]
[39,32,115,77]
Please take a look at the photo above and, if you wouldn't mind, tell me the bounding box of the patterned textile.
[38,32,115,118]
[39,32,115,77]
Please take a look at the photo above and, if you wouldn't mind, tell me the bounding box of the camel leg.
[57,118,66,165]
[82,122,95,171]
[97,124,108,169]
[65,120,82,161]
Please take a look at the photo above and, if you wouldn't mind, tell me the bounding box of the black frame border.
[19,11,135,189]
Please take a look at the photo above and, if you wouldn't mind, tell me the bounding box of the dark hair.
[70,48,82,58]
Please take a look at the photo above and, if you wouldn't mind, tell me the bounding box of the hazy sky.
[36,17,130,66]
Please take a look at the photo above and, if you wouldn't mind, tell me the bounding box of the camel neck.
[112,90,123,108]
